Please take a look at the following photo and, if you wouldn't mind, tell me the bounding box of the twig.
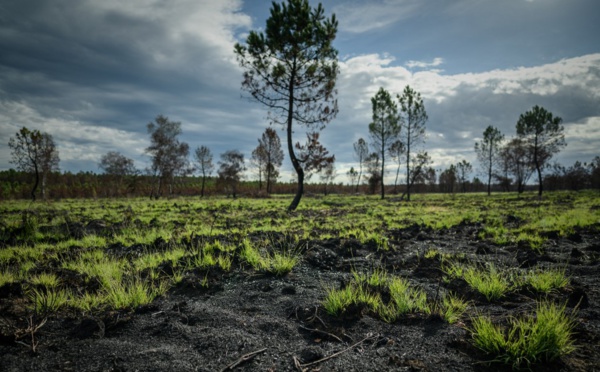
[220,348,267,371]
[298,325,343,343]
[294,333,378,370]
[306,306,327,327]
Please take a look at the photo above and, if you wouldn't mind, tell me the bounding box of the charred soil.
[1,207,599,371]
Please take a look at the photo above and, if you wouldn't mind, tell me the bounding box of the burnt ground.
[1,222,599,372]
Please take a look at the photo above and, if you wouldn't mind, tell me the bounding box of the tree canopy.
[8,127,59,201]
[369,87,400,199]
[516,105,565,197]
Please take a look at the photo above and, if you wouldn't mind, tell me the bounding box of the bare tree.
[250,143,267,190]
[146,115,191,198]
[398,85,427,201]
[439,165,457,193]
[389,140,405,193]
[194,145,213,197]
[295,132,335,181]
[499,137,534,194]
[319,160,336,195]
[369,87,400,199]
[475,126,504,196]
[347,167,359,190]
[456,159,473,193]
[8,127,59,201]
[235,0,339,210]
[353,138,369,192]
[217,150,246,198]
[516,105,566,197]
[364,152,381,195]
[399,151,432,199]
[252,128,284,194]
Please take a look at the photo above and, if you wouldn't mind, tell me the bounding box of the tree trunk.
[380,148,385,200]
[536,164,543,197]
[200,173,206,197]
[406,143,411,201]
[394,164,400,193]
[287,63,304,211]
[31,163,39,201]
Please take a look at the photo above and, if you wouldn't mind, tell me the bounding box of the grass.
[470,301,576,368]
[240,238,300,275]
[0,191,594,369]
[103,277,168,310]
[463,263,513,302]
[526,267,570,293]
[27,287,70,314]
[323,285,357,317]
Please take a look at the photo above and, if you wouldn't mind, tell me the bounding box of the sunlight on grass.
[470,301,576,368]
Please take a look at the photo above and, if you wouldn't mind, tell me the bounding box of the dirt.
[1,221,599,372]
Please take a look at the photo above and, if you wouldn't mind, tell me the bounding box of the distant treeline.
[1,166,597,201]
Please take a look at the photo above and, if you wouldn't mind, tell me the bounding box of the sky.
[1,0,599,184]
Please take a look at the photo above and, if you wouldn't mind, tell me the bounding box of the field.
[0,191,599,371]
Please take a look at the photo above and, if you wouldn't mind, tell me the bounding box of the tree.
[194,145,213,197]
[398,85,427,201]
[475,125,504,196]
[369,87,400,199]
[439,165,457,193]
[403,151,432,197]
[499,137,533,193]
[389,140,405,193]
[254,128,284,193]
[250,143,268,190]
[456,159,473,193]
[99,151,136,176]
[516,105,566,197]
[217,150,246,198]
[353,138,369,192]
[235,0,339,211]
[365,152,381,195]
[146,115,191,198]
[590,156,600,191]
[319,160,336,195]
[295,132,335,180]
[8,127,59,201]
[422,166,437,192]
[98,151,137,197]
[347,167,359,190]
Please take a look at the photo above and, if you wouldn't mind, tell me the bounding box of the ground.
[0,196,599,371]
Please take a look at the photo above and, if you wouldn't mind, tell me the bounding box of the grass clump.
[27,287,70,314]
[0,269,17,286]
[431,293,469,324]
[323,273,428,322]
[323,285,358,317]
[103,277,168,310]
[463,263,512,301]
[526,267,570,293]
[30,273,60,288]
[240,239,299,276]
[470,301,576,368]
[379,277,429,322]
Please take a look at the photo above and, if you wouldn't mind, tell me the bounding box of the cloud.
[406,58,444,69]
[331,53,600,183]
[333,0,421,33]
[0,0,260,172]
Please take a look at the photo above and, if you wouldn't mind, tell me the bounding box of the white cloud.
[406,58,445,69]
[332,52,600,182]
[333,0,421,33]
